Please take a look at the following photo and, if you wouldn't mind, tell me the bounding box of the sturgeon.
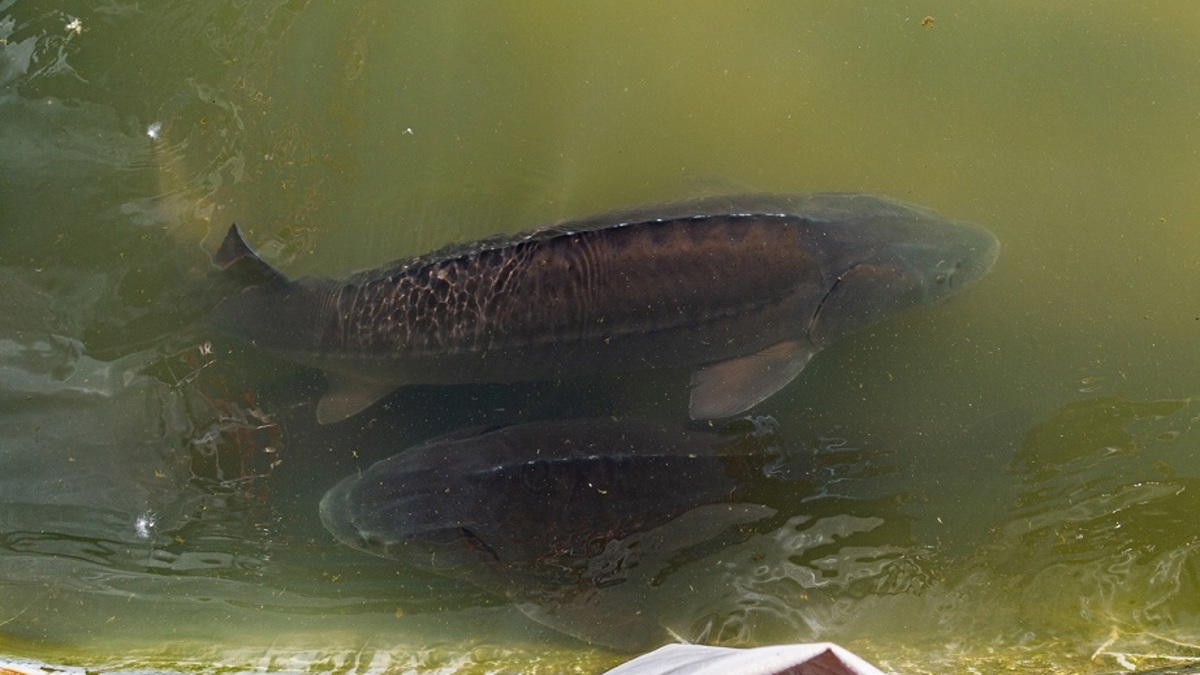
[318,416,793,650]
[211,193,999,423]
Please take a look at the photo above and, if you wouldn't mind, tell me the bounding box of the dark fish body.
[318,416,791,649]
[319,417,784,576]
[213,194,999,423]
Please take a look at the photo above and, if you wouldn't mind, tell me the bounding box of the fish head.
[318,452,503,574]
[806,194,1000,348]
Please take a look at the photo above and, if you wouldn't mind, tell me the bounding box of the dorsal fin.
[214,224,290,287]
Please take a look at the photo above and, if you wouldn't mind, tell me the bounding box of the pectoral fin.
[689,341,815,420]
[316,375,398,425]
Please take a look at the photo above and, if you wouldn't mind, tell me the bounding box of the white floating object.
[602,642,886,675]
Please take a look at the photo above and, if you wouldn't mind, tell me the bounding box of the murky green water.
[2,1,1199,672]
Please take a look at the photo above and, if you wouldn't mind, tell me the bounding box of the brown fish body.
[212,193,999,423]
[326,212,818,377]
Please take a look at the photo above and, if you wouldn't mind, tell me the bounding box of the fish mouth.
[941,222,1001,294]
[978,228,1001,275]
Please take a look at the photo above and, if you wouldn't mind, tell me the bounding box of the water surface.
[2,1,1200,672]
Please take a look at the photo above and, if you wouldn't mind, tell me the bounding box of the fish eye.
[519,460,553,494]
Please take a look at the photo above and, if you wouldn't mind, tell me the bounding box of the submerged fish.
[318,416,795,650]
[212,194,999,423]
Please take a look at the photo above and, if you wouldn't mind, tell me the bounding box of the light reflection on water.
[2,1,1200,672]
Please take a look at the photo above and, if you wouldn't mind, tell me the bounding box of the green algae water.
[2,1,1199,672]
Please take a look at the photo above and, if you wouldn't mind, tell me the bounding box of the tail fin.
[214,224,290,287]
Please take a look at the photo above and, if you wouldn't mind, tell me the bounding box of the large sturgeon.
[317,416,795,650]
[211,193,999,424]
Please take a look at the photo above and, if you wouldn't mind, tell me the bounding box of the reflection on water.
[994,397,1200,632]
[3,0,1200,672]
